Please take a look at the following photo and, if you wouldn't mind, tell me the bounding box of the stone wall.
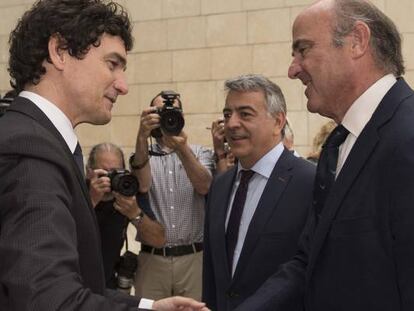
[1,0,413,158]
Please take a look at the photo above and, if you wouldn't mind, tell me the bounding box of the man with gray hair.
[236,0,414,310]
[202,74,315,310]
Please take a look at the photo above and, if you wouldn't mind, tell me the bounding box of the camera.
[151,90,185,138]
[0,91,15,117]
[107,169,139,197]
[116,250,138,294]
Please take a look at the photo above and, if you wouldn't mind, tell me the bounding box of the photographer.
[87,143,165,291]
[131,91,214,300]
[210,118,236,174]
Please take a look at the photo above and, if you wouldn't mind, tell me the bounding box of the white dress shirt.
[226,142,284,275]
[19,91,78,152]
[337,74,397,176]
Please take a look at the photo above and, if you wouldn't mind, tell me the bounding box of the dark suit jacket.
[203,148,315,311]
[0,97,141,310]
[235,78,414,311]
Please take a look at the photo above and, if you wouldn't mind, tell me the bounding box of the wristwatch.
[131,210,144,224]
[129,153,149,170]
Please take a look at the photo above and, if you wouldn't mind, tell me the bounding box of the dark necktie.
[226,169,255,269]
[313,124,349,217]
[73,142,85,178]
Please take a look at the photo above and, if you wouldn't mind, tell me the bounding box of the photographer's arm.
[113,193,166,248]
[132,108,159,193]
[164,132,213,195]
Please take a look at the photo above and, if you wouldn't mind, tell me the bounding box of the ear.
[48,34,67,71]
[349,21,371,59]
[273,112,286,136]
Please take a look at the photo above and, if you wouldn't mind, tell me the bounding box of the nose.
[114,72,128,95]
[288,57,301,80]
[225,113,241,130]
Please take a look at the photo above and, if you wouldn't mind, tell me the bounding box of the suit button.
[226,291,239,298]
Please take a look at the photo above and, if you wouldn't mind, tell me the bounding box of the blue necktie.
[313,124,349,217]
[73,142,85,178]
[226,169,255,269]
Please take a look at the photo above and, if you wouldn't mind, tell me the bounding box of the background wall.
[1,0,414,158]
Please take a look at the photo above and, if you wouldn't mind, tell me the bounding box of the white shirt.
[19,91,78,152]
[337,74,397,175]
[226,142,284,275]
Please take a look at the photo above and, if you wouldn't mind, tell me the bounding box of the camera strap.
[148,138,171,157]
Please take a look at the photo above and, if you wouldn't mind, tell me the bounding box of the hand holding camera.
[87,168,139,207]
[211,119,226,156]
[138,90,185,141]
[87,168,112,207]
[113,192,141,220]
[138,107,161,139]
[162,130,188,152]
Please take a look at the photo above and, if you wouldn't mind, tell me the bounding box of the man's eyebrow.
[292,39,313,52]
[223,105,256,113]
[107,52,127,69]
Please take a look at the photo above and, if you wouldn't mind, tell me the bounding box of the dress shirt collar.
[19,91,78,153]
[237,141,284,179]
[341,74,396,137]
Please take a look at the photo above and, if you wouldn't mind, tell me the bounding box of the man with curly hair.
[0,1,209,311]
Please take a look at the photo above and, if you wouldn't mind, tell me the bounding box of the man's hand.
[138,107,160,139]
[113,192,140,220]
[87,168,111,207]
[152,296,210,311]
[211,119,226,156]
[162,130,187,151]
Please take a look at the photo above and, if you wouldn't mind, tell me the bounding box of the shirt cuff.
[138,298,154,310]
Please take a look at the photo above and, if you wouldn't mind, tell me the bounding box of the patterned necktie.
[226,169,255,269]
[313,124,349,217]
[73,142,85,178]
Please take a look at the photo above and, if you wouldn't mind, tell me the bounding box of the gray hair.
[331,0,404,76]
[224,74,287,117]
[87,142,125,169]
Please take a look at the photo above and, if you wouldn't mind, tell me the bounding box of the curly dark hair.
[8,0,134,93]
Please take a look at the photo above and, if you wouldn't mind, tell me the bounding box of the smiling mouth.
[230,134,248,141]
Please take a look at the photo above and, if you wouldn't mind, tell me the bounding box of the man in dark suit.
[0,1,209,310]
[235,1,414,311]
[203,74,315,310]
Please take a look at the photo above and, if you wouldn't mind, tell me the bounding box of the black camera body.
[107,169,139,197]
[151,90,185,137]
[116,250,138,293]
[0,93,14,117]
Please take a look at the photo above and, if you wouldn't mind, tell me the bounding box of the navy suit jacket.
[236,78,414,311]
[203,148,315,311]
[0,97,141,310]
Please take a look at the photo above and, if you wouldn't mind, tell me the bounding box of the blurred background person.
[282,118,300,157]
[306,120,336,164]
[86,142,165,291]
[131,91,214,300]
[211,118,236,174]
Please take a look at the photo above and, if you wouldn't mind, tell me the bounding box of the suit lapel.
[306,78,414,282]
[210,167,238,279]
[232,149,293,282]
[9,97,95,217]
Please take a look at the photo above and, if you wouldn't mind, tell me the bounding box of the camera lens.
[160,109,184,136]
[110,171,139,197]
